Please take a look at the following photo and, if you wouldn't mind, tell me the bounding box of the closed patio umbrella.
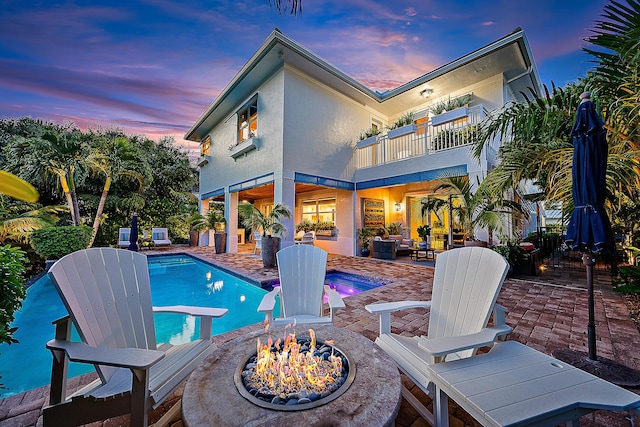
[554,92,639,385]
[565,92,612,360]
[128,213,139,252]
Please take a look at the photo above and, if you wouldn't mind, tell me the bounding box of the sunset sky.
[0,0,608,154]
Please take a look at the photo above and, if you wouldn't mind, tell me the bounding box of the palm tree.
[268,0,301,15]
[5,122,92,226]
[471,1,640,244]
[585,0,640,149]
[0,198,65,244]
[583,0,640,242]
[421,176,525,244]
[86,133,144,247]
[238,203,291,237]
[39,127,92,226]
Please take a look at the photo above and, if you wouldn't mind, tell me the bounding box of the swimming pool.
[0,255,385,398]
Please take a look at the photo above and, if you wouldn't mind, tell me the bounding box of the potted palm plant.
[187,213,207,246]
[238,203,292,268]
[357,227,375,257]
[205,209,227,254]
[416,224,431,249]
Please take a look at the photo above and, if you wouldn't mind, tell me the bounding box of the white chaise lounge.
[151,227,171,246]
[117,227,132,248]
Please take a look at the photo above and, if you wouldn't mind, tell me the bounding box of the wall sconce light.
[420,88,433,98]
[394,203,402,212]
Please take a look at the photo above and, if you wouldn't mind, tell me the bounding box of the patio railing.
[354,104,488,169]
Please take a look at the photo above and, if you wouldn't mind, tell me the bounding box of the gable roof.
[185,28,541,142]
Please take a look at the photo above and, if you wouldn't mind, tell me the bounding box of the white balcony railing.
[355,104,487,169]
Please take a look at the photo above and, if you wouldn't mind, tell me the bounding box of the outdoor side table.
[427,340,640,427]
[410,247,435,261]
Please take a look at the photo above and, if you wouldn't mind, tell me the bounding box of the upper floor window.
[302,197,336,223]
[201,136,210,156]
[238,95,258,143]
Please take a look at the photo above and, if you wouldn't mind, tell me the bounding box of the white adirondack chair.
[365,246,511,425]
[258,245,345,325]
[294,231,315,245]
[44,248,228,427]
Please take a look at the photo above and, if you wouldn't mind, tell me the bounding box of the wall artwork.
[363,198,385,229]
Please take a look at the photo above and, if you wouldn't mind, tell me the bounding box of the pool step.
[148,259,197,275]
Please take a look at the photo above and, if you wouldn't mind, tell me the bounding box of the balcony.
[354,104,487,169]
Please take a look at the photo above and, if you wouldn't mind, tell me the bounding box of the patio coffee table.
[182,325,401,426]
[409,247,435,261]
[428,340,640,426]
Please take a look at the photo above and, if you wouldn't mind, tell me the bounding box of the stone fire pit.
[182,325,401,426]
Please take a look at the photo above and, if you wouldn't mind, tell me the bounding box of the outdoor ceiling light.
[420,88,433,98]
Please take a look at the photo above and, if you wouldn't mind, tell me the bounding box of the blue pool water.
[0,256,385,398]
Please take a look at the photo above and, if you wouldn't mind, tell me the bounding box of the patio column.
[274,169,295,247]
[448,195,453,249]
[199,199,212,247]
[226,190,239,253]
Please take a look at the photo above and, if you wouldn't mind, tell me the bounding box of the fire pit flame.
[235,328,355,411]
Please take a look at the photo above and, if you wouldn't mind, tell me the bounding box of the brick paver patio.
[1,246,638,426]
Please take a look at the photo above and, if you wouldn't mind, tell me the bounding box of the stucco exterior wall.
[198,70,286,197]
[282,66,374,181]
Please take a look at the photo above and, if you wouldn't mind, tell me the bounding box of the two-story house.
[186,28,542,256]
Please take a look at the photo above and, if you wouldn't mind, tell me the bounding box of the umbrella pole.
[583,251,597,361]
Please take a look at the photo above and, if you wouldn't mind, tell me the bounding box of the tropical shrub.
[388,111,414,130]
[295,220,315,233]
[613,266,640,294]
[385,222,404,235]
[0,245,27,345]
[315,221,336,231]
[493,239,527,268]
[30,225,92,259]
[357,227,376,249]
[357,127,381,141]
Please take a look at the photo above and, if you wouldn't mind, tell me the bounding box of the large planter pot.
[189,231,199,246]
[213,232,227,254]
[387,123,416,139]
[360,248,370,257]
[431,106,469,126]
[229,137,258,159]
[261,236,280,268]
[356,135,378,148]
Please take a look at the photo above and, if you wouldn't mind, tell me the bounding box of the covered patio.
[2,246,638,426]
